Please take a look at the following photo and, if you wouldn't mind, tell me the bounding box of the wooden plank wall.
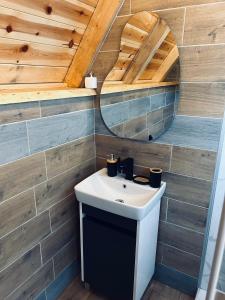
[0,0,98,84]
[93,0,225,292]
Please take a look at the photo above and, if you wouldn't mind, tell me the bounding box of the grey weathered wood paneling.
[167,199,208,233]
[184,3,225,45]
[163,172,212,208]
[41,219,77,263]
[0,102,40,125]
[0,212,50,270]
[0,153,46,203]
[35,158,95,213]
[0,189,36,238]
[171,146,217,180]
[159,221,204,256]
[96,135,172,171]
[7,261,54,300]
[180,45,225,82]
[131,0,225,12]
[0,122,29,165]
[50,193,77,232]
[178,83,225,117]
[40,96,94,117]
[53,238,79,277]
[0,245,41,299]
[161,244,201,278]
[27,109,94,153]
[45,135,95,179]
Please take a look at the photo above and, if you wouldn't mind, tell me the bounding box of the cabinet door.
[83,216,136,300]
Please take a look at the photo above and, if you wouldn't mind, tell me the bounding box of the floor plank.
[58,278,195,300]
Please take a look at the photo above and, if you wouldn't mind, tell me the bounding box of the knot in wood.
[21,45,29,52]
[46,6,53,15]
[6,25,12,33]
[69,39,74,48]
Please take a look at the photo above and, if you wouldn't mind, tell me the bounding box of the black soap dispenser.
[107,154,118,177]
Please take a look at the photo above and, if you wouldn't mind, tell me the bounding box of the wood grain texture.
[41,218,77,263]
[118,0,131,16]
[59,276,106,300]
[27,109,94,154]
[0,83,66,91]
[101,91,124,106]
[40,96,94,117]
[0,101,40,125]
[184,3,225,45]
[156,116,221,151]
[155,8,185,46]
[123,115,147,138]
[152,46,179,82]
[123,19,170,83]
[35,158,95,213]
[0,0,98,86]
[0,212,50,270]
[102,82,177,94]
[0,64,67,84]
[0,38,75,67]
[131,0,225,12]
[0,189,35,238]
[104,11,179,85]
[102,16,130,51]
[161,244,201,278]
[0,121,29,165]
[7,261,54,300]
[0,153,46,203]
[91,51,120,82]
[0,6,84,47]
[59,277,194,300]
[167,199,208,233]
[171,146,217,181]
[45,135,95,178]
[180,45,225,82]
[0,0,95,28]
[0,88,96,105]
[53,238,79,277]
[163,172,212,208]
[65,0,124,87]
[143,280,181,300]
[159,221,204,256]
[96,134,172,171]
[0,245,41,299]
[50,194,77,232]
[178,83,225,117]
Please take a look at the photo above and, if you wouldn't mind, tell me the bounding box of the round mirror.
[100,11,180,142]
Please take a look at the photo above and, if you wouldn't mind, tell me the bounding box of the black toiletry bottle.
[107,154,118,177]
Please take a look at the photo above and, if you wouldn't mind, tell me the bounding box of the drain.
[115,199,125,203]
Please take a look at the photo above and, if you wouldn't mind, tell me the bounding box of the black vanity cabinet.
[82,204,137,300]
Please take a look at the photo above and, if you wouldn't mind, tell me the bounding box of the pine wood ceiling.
[0,1,178,89]
[0,0,98,85]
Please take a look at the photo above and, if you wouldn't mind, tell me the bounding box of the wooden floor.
[58,278,194,300]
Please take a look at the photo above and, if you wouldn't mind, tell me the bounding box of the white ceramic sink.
[75,168,166,221]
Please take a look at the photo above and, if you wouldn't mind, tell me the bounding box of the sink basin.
[75,168,166,221]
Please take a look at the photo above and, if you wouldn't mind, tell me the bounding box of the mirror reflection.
[100,11,180,141]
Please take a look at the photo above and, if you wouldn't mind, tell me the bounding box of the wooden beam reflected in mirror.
[100,11,180,142]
